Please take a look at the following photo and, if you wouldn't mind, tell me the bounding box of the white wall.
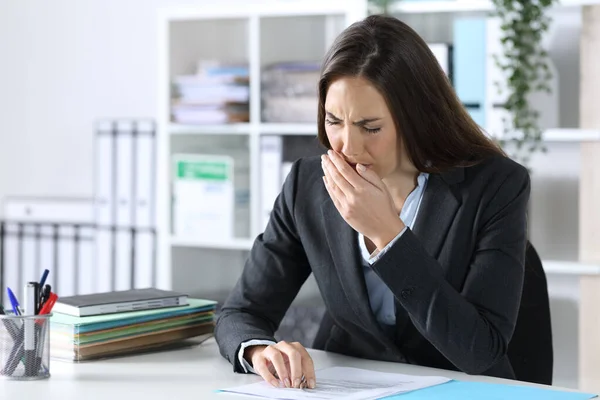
[0,0,246,203]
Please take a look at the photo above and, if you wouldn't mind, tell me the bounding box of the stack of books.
[49,289,216,362]
[172,61,250,124]
[261,61,320,123]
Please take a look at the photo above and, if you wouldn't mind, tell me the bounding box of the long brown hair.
[317,14,504,173]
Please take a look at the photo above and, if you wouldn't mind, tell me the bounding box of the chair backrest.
[507,241,554,385]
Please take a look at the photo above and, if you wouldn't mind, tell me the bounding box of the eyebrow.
[325,111,381,126]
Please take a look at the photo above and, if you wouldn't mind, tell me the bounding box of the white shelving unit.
[389,0,600,14]
[156,0,600,292]
[155,0,368,291]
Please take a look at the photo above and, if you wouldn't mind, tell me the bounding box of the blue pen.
[39,269,49,288]
[6,288,21,316]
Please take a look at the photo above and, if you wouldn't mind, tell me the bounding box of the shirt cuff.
[238,339,277,373]
[367,226,407,265]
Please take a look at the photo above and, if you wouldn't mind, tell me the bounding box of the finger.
[276,342,303,388]
[290,343,316,389]
[264,346,290,388]
[323,176,343,211]
[322,154,353,195]
[327,150,365,188]
[355,163,385,190]
[252,353,280,388]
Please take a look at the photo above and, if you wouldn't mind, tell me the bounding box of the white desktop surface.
[1,338,588,399]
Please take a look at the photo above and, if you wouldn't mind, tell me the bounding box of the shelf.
[169,123,251,135]
[543,129,600,142]
[542,260,600,275]
[259,123,318,135]
[171,236,254,250]
[390,0,600,14]
[490,128,600,143]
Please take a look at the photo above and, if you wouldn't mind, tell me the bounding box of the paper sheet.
[218,366,450,400]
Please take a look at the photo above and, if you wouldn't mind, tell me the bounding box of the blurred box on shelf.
[171,136,250,239]
[261,61,320,123]
[172,61,250,124]
[171,154,235,240]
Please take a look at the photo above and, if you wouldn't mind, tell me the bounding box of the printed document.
[219,366,450,400]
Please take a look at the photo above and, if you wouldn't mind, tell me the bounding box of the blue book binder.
[453,18,486,127]
[385,380,597,400]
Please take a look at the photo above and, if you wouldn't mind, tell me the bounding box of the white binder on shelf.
[94,121,117,292]
[134,231,155,289]
[115,229,133,291]
[260,136,282,231]
[428,43,452,79]
[55,225,77,297]
[115,121,134,228]
[134,120,155,229]
[133,120,156,289]
[95,121,115,227]
[95,229,114,293]
[113,121,134,291]
[76,226,96,295]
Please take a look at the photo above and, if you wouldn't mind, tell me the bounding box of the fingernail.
[284,378,291,388]
[357,163,366,172]
[309,379,316,389]
[271,379,279,387]
[327,150,333,156]
[294,378,301,388]
[321,154,326,161]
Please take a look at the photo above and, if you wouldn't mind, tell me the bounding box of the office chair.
[507,241,554,385]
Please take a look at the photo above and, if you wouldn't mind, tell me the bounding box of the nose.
[340,125,363,158]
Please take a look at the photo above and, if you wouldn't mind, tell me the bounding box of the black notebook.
[53,288,189,317]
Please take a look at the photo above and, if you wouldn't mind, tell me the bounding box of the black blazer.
[215,154,531,379]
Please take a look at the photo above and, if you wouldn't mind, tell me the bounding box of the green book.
[51,298,217,334]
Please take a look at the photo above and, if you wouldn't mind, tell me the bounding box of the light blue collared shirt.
[358,172,429,326]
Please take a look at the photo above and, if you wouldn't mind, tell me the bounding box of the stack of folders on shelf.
[261,61,320,123]
[172,61,250,124]
[49,289,217,362]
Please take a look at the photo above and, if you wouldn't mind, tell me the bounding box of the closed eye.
[364,127,381,134]
[325,119,340,126]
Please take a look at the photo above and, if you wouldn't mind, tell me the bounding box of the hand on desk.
[245,341,316,389]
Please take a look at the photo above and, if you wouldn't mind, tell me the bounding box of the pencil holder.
[0,314,51,380]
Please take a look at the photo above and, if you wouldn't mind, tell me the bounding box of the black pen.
[39,284,51,311]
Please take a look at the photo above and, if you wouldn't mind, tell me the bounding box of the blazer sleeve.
[371,165,530,375]
[214,158,312,372]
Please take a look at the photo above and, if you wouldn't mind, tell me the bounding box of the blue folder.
[385,380,597,399]
[453,17,486,127]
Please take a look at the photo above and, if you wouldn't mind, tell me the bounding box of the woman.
[214,14,530,389]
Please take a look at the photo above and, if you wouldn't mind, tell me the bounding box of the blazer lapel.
[412,168,464,261]
[321,198,374,323]
[321,197,408,354]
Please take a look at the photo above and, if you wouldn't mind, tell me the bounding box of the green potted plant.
[367,0,557,169]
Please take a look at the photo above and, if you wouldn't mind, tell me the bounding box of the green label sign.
[176,160,229,181]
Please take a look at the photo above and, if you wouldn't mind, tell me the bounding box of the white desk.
[1,338,590,399]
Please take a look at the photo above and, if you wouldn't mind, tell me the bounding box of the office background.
[0,0,598,392]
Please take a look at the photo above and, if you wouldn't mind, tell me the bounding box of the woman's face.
[324,76,401,179]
